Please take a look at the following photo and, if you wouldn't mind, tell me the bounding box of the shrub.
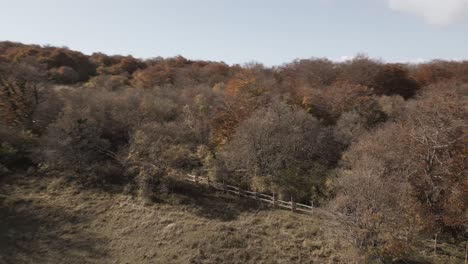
[125,120,203,199]
[0,126,36,174]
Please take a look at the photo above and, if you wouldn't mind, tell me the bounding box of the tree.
[303,82,386,126]
[126,121,201,200]
[40,48,96,81]
[3,43,96,82]
[279,58,338,89]
[0,61,46,129]
[37,87,178,184]
[332,123,420,262]
[333,111,367,146]
[0,126,37,177]
[49,66,79,84]
[410,61,453,86]
[372,64,420,99]
[131,56,197,88]
[222,101,324,201]
[131,63,175,88]
[403,85,466,232]
[338,55,382,87]
[331,83,466,261]
[213,67,274,145]
[91,54,145,76]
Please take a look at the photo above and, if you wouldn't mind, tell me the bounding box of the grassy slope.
[0,175,465,264]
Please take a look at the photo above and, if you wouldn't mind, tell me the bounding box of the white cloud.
[387,0,468,25]
[336,55,353,62]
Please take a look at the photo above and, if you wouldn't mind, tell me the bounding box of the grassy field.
[0,175,465,264]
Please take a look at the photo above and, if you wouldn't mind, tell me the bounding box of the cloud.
[387,0,468,25]
[411,58,428,64]
[336,55,354,62]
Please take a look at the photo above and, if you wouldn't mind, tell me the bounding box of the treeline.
[0,41,466,262]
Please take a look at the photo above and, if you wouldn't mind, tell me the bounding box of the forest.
[0,41,466,263]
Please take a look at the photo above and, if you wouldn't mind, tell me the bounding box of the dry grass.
[0,175,465,264]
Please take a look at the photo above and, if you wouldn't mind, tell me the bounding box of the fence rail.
[186,174,314,214]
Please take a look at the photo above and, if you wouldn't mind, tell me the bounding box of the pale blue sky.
[1,0,467,65]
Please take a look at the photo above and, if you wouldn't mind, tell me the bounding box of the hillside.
[1,42,466,263]
[0,174,338,264]
[1,174,465,264]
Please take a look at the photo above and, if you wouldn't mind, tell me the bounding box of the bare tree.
[222,100,324,201]
[0,61,46,130]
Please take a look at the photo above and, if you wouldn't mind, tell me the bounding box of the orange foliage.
[2,43,96,82]
[303,81,375,124]
[411,62,453,86]
[91,53,145,76]
[131,63,175,88]
[49,66,79,84]
[213,69,271,145]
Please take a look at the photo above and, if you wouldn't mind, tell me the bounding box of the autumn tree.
[90,53,145,76]
[331,82,467,261]
[85,75,130,91]
[453,61,468,82]
[126,120,201,200]
[372,64,420,99]
[0,125,38,178]
[37,86,182,184]
[410,61,453,86]
[49,66,80,84]
[402,84,467,232]
[213,66,275,145]
[303,82,387,126]
[222,101,326,202]
[197,62,231,86]
[38,89,130,183]
[3,43,96,83]
[131,57,188,88]
[338,55,382,87]
[278,58,338,89]
[332,123,421,262]
[0,61,46,129]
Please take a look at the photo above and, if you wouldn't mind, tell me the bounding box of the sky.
[1,0,467,66]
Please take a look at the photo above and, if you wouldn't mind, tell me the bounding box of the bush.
[0,127,36,175]
[37,88,141,184]
[124,99,212,198]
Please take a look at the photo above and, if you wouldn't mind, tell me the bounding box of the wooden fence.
[187,174,468,263]
[186,174,314,214]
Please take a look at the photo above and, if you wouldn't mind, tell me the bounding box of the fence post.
[272,192,278,208]
[207,177,211,188]
[465,241,467,264]
[291,196,296,213]
[222,179,227,194]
